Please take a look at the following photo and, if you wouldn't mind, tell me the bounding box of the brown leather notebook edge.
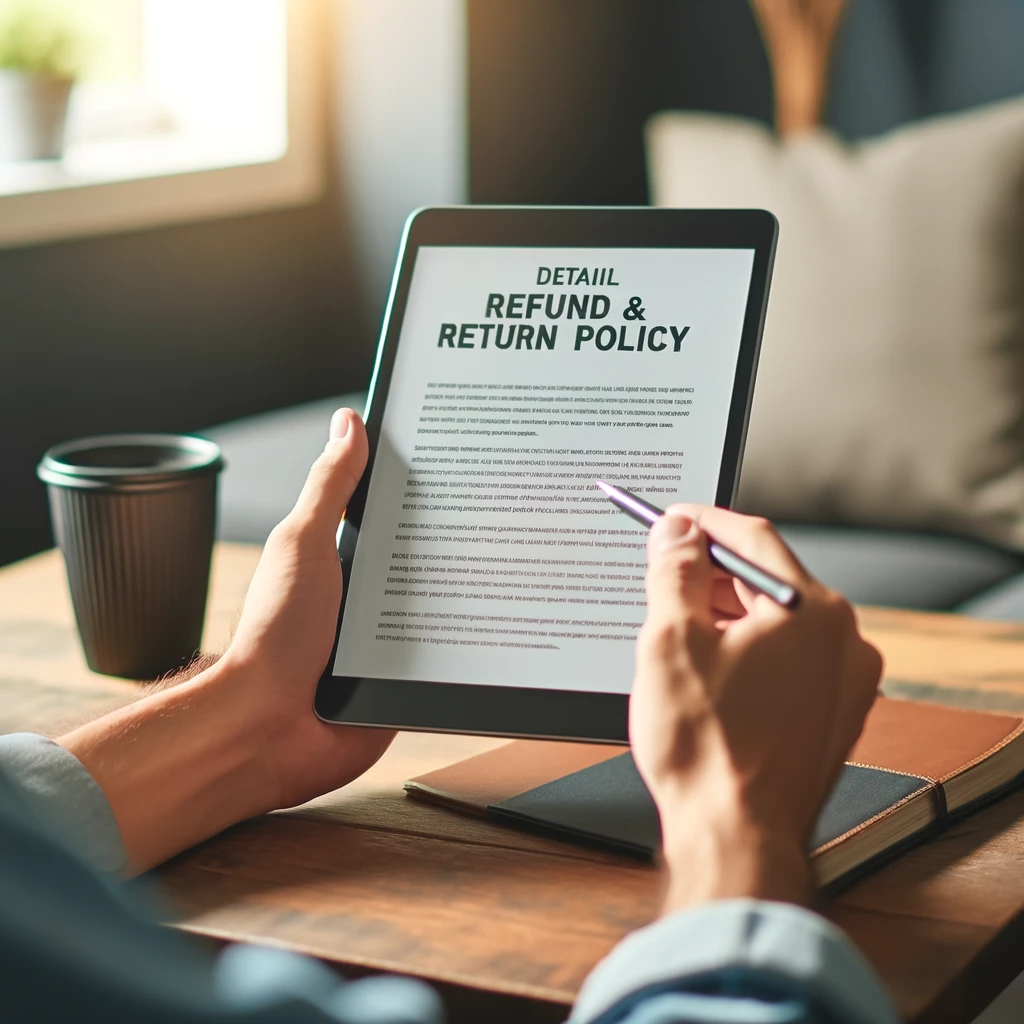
[403,739,623,812]
[402,782,492,818]
[940,717,1024,785]
[849,697,1024,782]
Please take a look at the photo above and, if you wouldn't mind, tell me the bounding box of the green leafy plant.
[0,6,82,79]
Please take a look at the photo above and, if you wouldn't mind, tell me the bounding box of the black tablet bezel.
[315,206,777,743]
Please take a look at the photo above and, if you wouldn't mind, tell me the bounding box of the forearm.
[58,658,274,875]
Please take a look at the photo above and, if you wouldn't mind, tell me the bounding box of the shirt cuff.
[569,899,898,1024]
[0,732,127,874]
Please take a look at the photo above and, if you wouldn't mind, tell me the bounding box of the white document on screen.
[333,245,755,695]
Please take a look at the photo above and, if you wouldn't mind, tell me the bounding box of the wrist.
[213,646,305,808]
[659,797,811,914]
[60,658,275,874]
[164,656,285,822]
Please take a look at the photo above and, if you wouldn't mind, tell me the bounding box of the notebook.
[404,697,1024,889]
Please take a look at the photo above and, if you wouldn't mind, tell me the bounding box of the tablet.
[315,207,777,743]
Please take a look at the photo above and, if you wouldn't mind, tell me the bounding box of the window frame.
[0,0,325,250]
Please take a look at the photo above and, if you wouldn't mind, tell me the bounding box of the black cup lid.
[38,434,224,489]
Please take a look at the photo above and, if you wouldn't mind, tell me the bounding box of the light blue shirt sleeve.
[0,732,898,1024]
[0,732,127,873]
[569,900,899,1024]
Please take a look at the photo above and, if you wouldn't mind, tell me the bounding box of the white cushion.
[647,98,1024,549]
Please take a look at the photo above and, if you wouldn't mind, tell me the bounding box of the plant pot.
[0,69,74,161]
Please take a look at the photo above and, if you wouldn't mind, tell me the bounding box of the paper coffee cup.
[37,435,224,680]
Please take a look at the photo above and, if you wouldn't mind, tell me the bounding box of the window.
[0,0,324,247]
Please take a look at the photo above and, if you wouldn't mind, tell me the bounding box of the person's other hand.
[219,408,395,812]
[630,505,883,911]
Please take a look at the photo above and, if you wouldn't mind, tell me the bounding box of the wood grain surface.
[4,545,1024,1023]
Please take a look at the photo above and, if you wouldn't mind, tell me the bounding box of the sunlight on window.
[0,0,320,247]
[0,0,288,186]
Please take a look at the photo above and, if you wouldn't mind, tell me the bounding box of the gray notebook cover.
[489,752,931,863]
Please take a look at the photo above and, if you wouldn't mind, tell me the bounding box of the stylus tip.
[595,480,614,496]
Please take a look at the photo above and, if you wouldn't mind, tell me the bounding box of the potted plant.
[0,6,82,161]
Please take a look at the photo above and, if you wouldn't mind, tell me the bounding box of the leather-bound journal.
[405,697,1024,889]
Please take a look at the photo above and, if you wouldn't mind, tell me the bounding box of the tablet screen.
[334,245,755,695]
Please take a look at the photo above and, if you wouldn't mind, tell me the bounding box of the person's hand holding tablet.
[59,408,394,873]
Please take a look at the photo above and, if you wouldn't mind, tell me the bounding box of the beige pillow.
[647,98,1024,549]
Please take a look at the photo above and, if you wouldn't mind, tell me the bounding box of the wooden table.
[4,544,1024,1023]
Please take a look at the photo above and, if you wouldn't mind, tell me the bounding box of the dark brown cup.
[37,435,224,680]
